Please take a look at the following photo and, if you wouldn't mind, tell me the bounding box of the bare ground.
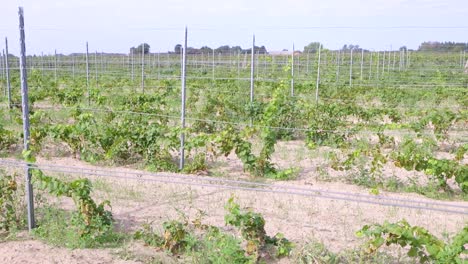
[0,151,466,263]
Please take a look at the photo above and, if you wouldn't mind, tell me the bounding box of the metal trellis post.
[18,6,35,231]
[315,44,322,103]
[291,43,294,96]
[179,27,188,170]
[85,42,90,105]
[5,38,11,109]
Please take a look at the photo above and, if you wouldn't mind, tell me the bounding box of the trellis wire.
[0,160,466,215]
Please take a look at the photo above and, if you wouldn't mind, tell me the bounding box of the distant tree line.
[303,42,371,53]
[126,41,467,56]
[173,44,267,54]
[418,42,468,52]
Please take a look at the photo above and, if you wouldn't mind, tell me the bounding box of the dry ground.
[1,150,466,263]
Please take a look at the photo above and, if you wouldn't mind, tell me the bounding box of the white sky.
[1,0,467,55]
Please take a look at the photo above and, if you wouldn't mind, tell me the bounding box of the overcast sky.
[0,0,467,55]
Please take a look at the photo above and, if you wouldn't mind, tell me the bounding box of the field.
[0,49,467,263]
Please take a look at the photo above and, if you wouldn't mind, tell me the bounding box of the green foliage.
[0,171,24,232]
[135,197,293,262]
[54,84,84,106]
[208,82,300,179]
[194,226,254,263]
[293,240,410,264]
[293,240,340,264]
[224,196,293,259]
[305,103,353,149]
[212,126,296,179]
[393,137,436,171]
[357,219,468,263]
[411,109,458,140]
[0,122,16,152]
[33,206,123,248]
[454,144,468,162]
[32,169,113,242]
[29,110,51,153]
[393,138,468,192]
[134,220,195,254]
[224,196,266,256]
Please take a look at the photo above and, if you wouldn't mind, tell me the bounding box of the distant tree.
[258,45,267,54]
[303,42,322,53]
[174,44,182,54]
[231,46,242,53]
[199,46,213,53]
[341,44,363,52]
[399,46,408,52]
[418,41,468,52]
[130,43,150,54]
[215,45,231,54]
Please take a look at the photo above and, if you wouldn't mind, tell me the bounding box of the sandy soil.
[0,238,140,264]
[0,152,466,263]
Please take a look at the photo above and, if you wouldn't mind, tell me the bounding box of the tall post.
[250,36,255,101]
[392,51,396,71]
[85,42,90,105]
[54,49,57,83]
[131,49,134,83]
[127,52,130,72]
[335,50,341,85]
[0,49,4,81]
[157,52,160,80]
[360,49,364,81]
[18,7,35,231]
[349,49,353,87]
[250,35,255,126]
[461,51,464,68]
[402,49,406,70]
[291,43,295,96]
[94,51,98,88]
[100,52,104,75]
[382,50,386,76]
[180,46,183,78]
[5,38,11,109]
[368,51,373,80]
[406,50,410,70]
[306,49,310,74]
[237,51,240,80]
[406,51,411,68]
[212,48,215,83]
[243,51,247,69]
[72,54,75,79]
[399,50,402,72]
[141,47,145,92]
[179,27,188,170]
[387,50,391,73]
[315,44,322,103]
[166,53,169,74]
[463,50,466,69]
[376,52,380,79]
[256,51,259,79]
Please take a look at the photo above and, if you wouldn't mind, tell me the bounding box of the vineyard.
[0,28,468,263]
